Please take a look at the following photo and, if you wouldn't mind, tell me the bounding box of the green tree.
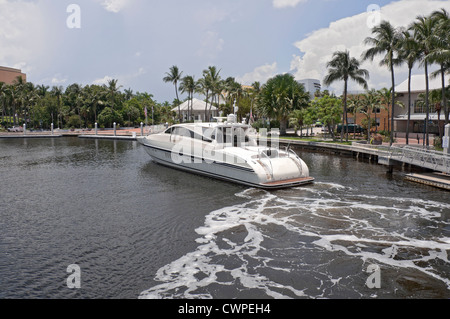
[429,8,450,125]
[163,66,183,122]
[362,20,403,146]
[324,50,369,142]
[310,93,343,141]
[360,89,382,142]
[259,73,310,135]
[179,75,196,121]
[411,15,440,147]
[398,29,421,145]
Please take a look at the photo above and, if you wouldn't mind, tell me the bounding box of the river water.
[0,137,449,299]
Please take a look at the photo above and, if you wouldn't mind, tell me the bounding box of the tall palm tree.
[106,79,122,112]
[429,8,449,125]
[12,76,27,126]
[362,20,403,146]
[430,89,444,138]
[324,50,369,142]
[249,81,261,122]
[0,82,7,124]
[51,86,63,128]
[411,15,440,147]
[163,66,183,122]
[378,87,394,133]
[347,94,361,140]
[203,66,222,121]
[398,29,421,145]
[361,89,381,143]
[223,77,237,114]
[179,75,196,121]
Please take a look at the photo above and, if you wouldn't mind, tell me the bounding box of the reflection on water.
[0,138,449,299]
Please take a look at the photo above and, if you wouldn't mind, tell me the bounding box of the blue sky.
[0,0,448,102]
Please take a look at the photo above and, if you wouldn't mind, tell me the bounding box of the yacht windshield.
[215,126,252,147]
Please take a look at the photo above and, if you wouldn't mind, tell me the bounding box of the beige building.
[394,74,449,137]
[0,66,27,85]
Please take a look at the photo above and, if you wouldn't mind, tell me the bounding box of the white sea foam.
[139,183,450,299]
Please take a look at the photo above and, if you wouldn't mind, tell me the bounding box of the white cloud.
[92,67,146,86]
[93,75,114,85]
[290,0,450,94]
[196,31,225,61]
[0,0,47,75]
[51,75,68,85]
[273,0,307,9]
[236,62,278,85]
[96,0,133,13]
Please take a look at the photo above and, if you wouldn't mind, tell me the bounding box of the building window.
[414,100,426,114]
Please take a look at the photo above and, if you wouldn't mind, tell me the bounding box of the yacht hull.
[140,141,314,190]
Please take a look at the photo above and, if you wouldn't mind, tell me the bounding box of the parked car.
[337,124,364,134]
[7,126,23,132]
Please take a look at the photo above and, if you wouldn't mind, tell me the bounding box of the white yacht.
[137,116,314,189]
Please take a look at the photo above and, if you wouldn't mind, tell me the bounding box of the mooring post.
[388,165,394,174]
[444,124,450,155]
[141,122,144,137]
[51,123,54,135]
[95,123,98,135]
[23,124,26,136]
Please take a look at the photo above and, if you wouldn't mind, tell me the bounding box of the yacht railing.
[260,151,274,178]
[387,146,450,174]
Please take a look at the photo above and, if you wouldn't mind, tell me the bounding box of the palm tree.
[259,73,310,135]
[362,20,403,146]
[51,86,63,128]
[398,29,421,145]
[324,50,369,142]
[249,81,261,123]
[106,79,122,112]
[0,82,7,124]
[347,94,361,140]
[429,8,449,125]
[411,15,440,147]
[22,82,37,127]
[179,75,196,121]
[360,90,380,143]
[163,66,183,122]
[378,87,393,134]
[430,89,444,138]
[203,66,222,121]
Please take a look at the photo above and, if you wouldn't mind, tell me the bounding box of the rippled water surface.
[1,137,449,299]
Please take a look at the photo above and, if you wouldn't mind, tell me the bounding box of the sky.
[0,0,449,102]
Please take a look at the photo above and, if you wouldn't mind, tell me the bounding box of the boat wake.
[139,183,450,299]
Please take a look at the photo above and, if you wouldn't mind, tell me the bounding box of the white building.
[298,79,321,98]
[172,98,218,122]
[394,74,449,137]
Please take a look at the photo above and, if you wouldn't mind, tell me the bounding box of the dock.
[78,134,137,141]
[405,173,450,191]
[0,134,63,139]
[274,138,450,190]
